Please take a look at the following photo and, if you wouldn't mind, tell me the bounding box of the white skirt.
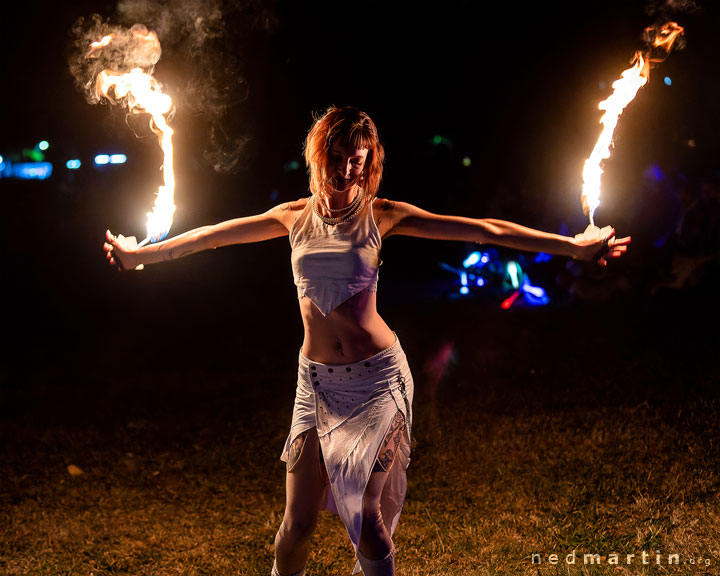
[280,335,414,574]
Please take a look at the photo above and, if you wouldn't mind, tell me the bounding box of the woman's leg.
[356,410,406,575]
[359,469,393,558]
[273,427,326,576]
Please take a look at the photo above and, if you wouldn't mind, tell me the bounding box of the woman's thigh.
[284,427,327,522]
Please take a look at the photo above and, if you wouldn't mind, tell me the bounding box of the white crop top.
[289,196,382,316]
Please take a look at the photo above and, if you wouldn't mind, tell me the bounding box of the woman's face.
[328,141,368,192]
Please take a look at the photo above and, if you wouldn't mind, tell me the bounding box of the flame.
[581,22,684,226]
[89,35,113,51]
[90,30,175,245]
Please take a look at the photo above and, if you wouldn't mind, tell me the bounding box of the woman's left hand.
[575,226,631,267]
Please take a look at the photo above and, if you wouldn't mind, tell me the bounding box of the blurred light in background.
[6,162,53,180]
[507,260,520,289]
[463,251,481,268]
[95,153,127,166]
[431,134,453,147]
[283,159,300,172]
[66,159,82,170]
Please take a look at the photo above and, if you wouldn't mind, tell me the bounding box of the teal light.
[283,159,301,172]
[38,140,50,151]
[66,159,82,170]
[507,261,520,289]
[95,154,110,165]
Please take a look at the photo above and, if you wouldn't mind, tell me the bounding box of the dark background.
[1,0,719,383]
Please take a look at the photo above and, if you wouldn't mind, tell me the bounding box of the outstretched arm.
[379,200,630,266]
[104,199,305,271]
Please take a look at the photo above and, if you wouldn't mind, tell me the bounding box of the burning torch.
[86,24,176,259]
[576,21,685,246]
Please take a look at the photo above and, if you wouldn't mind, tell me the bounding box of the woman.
[104,105,630,575]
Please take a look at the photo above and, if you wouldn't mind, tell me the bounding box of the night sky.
[2,0,720,362]
[4,1,719,199]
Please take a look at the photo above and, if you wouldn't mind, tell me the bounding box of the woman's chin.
[332,179,353,192]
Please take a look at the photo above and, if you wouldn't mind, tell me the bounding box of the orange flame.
[90,29,175,246]
[581,22,684,227]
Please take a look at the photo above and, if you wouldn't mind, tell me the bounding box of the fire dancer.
[103,106,630,576]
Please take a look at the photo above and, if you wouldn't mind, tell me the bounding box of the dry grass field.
[2,268,719,576]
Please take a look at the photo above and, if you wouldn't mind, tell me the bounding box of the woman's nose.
[338,160,351,177]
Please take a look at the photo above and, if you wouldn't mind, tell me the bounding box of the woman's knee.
[276,514,318,546]
[361,504,384,535]
[361,476,386,536]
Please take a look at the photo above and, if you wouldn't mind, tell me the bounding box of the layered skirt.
[280,335,414,573]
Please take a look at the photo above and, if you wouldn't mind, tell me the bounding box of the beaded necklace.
[320,188,364,213]
[312,189,366,225]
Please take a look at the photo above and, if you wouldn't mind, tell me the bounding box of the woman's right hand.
[103,230,142,271]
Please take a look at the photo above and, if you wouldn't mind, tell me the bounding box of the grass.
[2,286,719,575]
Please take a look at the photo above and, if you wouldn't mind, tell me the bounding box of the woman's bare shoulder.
[373,196,397,210]
[283,196,311,210]
[269,196,310,230]
[372,197,404,237]
[267,196,310,215]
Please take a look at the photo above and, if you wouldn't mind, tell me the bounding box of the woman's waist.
[299,333,409,393]
[300,324,396,364]
[300,299,394,364]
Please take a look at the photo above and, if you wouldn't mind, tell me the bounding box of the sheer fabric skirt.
[280,335,413,573]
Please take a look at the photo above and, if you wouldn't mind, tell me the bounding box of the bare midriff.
[299,289,396,364]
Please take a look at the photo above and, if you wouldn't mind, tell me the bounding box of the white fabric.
[289,196,382,316]
[280,336,413,575]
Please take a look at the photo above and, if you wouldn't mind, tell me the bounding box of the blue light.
[459,286,470,295]
[475,277,485,287]
[95,154,110,165]
[534,252,552,263]
[37,140,49,151]
[110,154,127,164]
[523,283,546,299]
[0,155,4,164]
[480,253,489,264]
[645,164,663,182]
[460,271,468,286]
[463,251,481,268]
[10,162,53,180]
[66,159,82,170]
[521,277,549,306]
[664,76,672,86]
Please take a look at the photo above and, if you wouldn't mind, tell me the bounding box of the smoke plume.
[68,0,278,173]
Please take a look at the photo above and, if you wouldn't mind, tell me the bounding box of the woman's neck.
[321,185,361,214]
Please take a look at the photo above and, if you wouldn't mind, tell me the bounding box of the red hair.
[303,106,385,201]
